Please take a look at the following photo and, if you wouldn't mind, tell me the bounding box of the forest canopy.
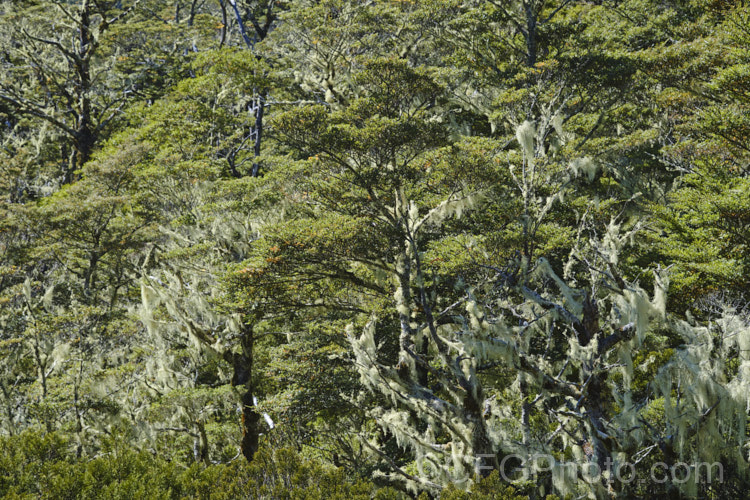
[1,0,749,498]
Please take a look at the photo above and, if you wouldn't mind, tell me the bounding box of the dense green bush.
[0,432,402,499]
[0,431,556,499]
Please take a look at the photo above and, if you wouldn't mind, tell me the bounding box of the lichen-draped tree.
[0,0,141,184]
[0,136,157,447]
[645,305,750,498]
[223,0,286,177]
[127,46,282,461]
[239,57,600,492]
[255,67,748,494]
[337,108,668,495]
[129,95,285,460]
[137,174,279,461]
[235,59,502,487]
[349,234,669,496]
[345,114,750,497]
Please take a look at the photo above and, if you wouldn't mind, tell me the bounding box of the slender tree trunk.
[232,323,260,461]
[250,92,265,177]
[188,0,199,26]
[465,384,497,477]
[194,421,210,464]
[229,0,253,48]
[520,376,532,447]
[217,0,227,47]
[83,250,99,301]
[524,1,537,67]
[230,1,275,177]
[65,0,96,183]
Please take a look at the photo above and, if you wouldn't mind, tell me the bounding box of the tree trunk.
[524,1,537,67]
[250,92,265,177]
[232,323,260,461]
[465,387,497,477]
[65,0,96,183]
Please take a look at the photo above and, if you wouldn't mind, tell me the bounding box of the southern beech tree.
[0,0,217,192]
[0,0,142,184]
[233,12,750,493]
[1,0,750,498]
[138,180,268,462]
[236,57,665,495]
[0,140,156,455]
[133,47,282,462]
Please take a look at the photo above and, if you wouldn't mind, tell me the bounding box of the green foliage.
[645,2,750,316]
[2,0,750,498]
[0,431,400,499]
